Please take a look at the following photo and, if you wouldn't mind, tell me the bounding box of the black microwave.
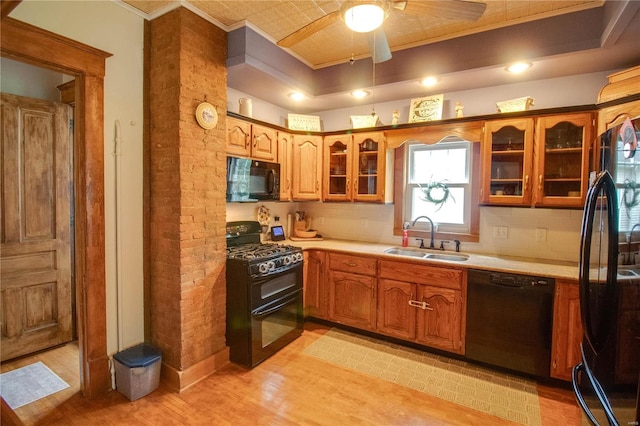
[226,156,280,202]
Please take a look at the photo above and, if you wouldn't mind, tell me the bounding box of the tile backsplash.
[226,201,583,263]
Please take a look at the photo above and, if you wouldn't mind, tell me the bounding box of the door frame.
[1,16,112,398]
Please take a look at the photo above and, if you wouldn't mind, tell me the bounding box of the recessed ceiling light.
[288,92,305,101]
[351,89,370,99]
[420,76,438,87]
[505,62,532,74]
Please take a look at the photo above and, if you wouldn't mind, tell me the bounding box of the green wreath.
[622,179,640,218]
[418,181,455,211]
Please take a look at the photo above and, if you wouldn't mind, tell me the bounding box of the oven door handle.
[253,290,300,319]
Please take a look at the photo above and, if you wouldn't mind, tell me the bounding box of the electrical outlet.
[535,228,547,242]
[317,216,324,226]
[493,226,508,239]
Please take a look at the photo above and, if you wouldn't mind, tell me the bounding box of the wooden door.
[303,250,327,319]
[328,270,377,330]
[1,93,73,361]
[292,134,322,201]
[251,124,278,161]
[550,280,583,381]
[377,279,415,340]
[226,116,251,157]
[278,131,293,201]
[415,284,463,354]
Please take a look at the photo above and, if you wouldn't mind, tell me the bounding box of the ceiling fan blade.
[367,29,392,63]
[405,0,487,21]
[277,10,341,48]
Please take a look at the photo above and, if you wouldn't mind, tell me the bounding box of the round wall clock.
[195,102,218,129]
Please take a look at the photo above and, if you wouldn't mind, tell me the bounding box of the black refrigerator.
[573,118,640,425]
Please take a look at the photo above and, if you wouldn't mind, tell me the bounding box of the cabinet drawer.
[329,253,377,276]
[379,260,463,290]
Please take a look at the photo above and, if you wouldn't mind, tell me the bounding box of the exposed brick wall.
[149,7,227,371]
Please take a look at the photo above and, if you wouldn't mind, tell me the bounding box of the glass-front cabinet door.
[323,134,353,201]
[534,113,593,207]
[482,118,534,205]
[352,132,386,202]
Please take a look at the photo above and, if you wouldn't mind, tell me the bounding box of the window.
[405,140,472,234]
[392,135,480,243]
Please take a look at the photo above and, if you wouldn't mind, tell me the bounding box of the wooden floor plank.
[1,323,582,425]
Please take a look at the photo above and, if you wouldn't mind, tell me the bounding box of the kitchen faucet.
[627,223,640,265]
[410,215,435,249]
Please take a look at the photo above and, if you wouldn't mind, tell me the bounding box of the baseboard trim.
[160,347,229,392]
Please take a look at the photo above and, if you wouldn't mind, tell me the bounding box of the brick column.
[148,7,228,390]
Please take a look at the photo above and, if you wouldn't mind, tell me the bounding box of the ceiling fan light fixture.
[505,61,532,74]
[351,89,370,99]
[344,3,386,33]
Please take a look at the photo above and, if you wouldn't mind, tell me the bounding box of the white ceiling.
[120,0,640,113]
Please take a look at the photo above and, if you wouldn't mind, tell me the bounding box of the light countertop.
[284,238,580,281]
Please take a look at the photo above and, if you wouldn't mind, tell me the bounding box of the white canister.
[239,98,252,117]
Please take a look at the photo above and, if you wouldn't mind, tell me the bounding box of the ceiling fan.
[277,0,487,63]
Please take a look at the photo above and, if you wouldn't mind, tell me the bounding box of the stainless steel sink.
[383,248,427,258]
[383,248,469,262]
[424,253,469,262]
[618,268,640,277]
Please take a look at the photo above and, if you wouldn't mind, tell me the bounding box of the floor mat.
[0,361,70,409]
[304,328,542,426]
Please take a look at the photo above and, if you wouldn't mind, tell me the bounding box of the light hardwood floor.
[1,323,582,425]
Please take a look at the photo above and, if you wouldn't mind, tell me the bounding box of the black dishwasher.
[465,269,555,378]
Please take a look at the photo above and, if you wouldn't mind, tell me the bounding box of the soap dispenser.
[402,223,409,247]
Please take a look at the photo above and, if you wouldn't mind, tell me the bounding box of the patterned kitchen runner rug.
[0,361,70,409]
[304,328,542,426]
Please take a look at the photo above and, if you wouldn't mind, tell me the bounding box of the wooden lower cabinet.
[414,284,464,353]
[327,253,378,330]
[303,250,327,319]
[550,279,583,381]
[378,260,465,354]
[377,279,415,340]
[329,270,377,330]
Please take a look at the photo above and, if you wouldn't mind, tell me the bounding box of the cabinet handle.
[524,174,529,192]
[287,179,291,190]
[408,299,433,310]
[316,181,319,190]
[538,174,543,191]
[346,178,350,197]
[345,262,357,267]
[245,136,250,149]
[253,135,257,147]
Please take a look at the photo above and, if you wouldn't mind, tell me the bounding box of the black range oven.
[226,221,303,367]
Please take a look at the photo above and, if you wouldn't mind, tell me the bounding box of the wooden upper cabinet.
[278,130,293,201]
[226,117,277,161]
[323,134,353,202]
[481,117,535,205]
[352,132,390,203]
[533,113,593,207]
[292,134,323,201]
[482,112,593,207]
[323,131,391,203]
[226,116,252,157]
[251,124,278,161]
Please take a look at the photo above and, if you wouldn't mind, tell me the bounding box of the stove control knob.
[295,253,303,262]
[267,261,275,271]
[259,262,269,273]
[283,256,292,265]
